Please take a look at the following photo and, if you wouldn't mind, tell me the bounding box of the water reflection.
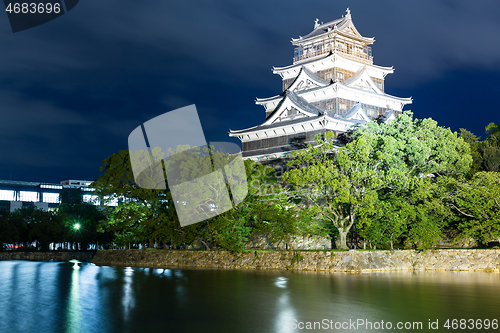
[122,267,135,321]
[274,276,297,333]
[0,262,499,333]
[163,268,172,277]
[275,276,288,288]
[65,260,81,333]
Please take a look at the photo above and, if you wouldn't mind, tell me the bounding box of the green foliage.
[401,177,454,249]
[349,112,471,249]
[0,211,16,248]
[205,210,252,252]
[460,123,500,177]
[284,111,472,250]
[358,176,454,250]
[57,188,110,249]
[354,111,472,179]
[482,124,500,172]
[92,149,175,247]
[198,160,319,252]
[284,132,385,249]
[290,252,304,265]
[450,172,500,244]
[27,208,65,251]
[92,148,282,251]
[357,192,408,249]
[1,206,65,251]
[459,129,483,177]
[100,201,147,246]
[28,114,487,252]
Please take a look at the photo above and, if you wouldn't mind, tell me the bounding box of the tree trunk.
[149,239,154,249]
[200,240,210,250]
[338,228,349,250]
[390,241,394,250]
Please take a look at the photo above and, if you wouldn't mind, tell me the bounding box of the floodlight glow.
[73,223,81,230]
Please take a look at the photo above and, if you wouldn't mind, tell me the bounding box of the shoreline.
[0,251,96,262]
[91,249,500,273]
[3,249,499,272]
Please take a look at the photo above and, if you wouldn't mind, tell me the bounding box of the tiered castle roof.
[230,8,412,161]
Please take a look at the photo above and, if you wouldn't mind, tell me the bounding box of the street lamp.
[73,223,81,230]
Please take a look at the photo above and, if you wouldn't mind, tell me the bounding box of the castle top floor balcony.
[293,42,373,65]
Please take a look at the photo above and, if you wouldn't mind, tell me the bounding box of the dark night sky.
[0,0,499,183]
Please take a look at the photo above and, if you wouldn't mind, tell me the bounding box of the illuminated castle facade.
[230,8,412,161]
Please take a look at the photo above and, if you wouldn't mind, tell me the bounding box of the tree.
[192,160,300,252]
[57,188,109,250]
[459,128,483,178]
[251,194,322,250]
[449,172,500,245]
[284,111,472,249]
[459,123,500,176]
[92,148,174,248]
[3,206,65,250]
[0,211,16,250]
[242,161,312,250]
[28,208,65,251]
[8,207,32,248]
[92,145,249,249]
[483,123,500,172]
[352,111,472,180]
[284,133,385,249]
[357,192,408,249]
[358,175,455,250]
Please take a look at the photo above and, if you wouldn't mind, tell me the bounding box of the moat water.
[1,260,499,332]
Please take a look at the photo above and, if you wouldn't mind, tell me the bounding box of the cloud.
[356,0,500,86]
[0,0,499,180]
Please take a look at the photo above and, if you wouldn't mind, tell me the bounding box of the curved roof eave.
[292,31,375,46]
[255,94,284,104]
[291,13,375,46]
[229,123,263,135]
[230,114,325,136]
[273,52,332,73]
[343,66,384,95]
[273,51,393,75]
[295,81,412,104]
[261,90,324,126]
[287,66,331,91]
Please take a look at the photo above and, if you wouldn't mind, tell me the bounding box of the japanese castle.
[229,8,412,161]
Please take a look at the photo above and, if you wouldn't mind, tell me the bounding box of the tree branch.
[449,204,475,218]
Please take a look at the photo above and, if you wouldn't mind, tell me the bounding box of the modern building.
[230,8,412,161]
[60,180,93,186]
[0,179,99,212]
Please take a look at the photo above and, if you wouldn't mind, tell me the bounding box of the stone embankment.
[0,251,96,261]
[92,249,500,272]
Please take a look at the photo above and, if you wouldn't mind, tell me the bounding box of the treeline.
[0,189,113,251]
[90,111,499,251]
[5,112,496,252]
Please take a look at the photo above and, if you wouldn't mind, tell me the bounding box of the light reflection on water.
[0,261,499,333]
[122,267,134,321]
[66,260,81,333]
